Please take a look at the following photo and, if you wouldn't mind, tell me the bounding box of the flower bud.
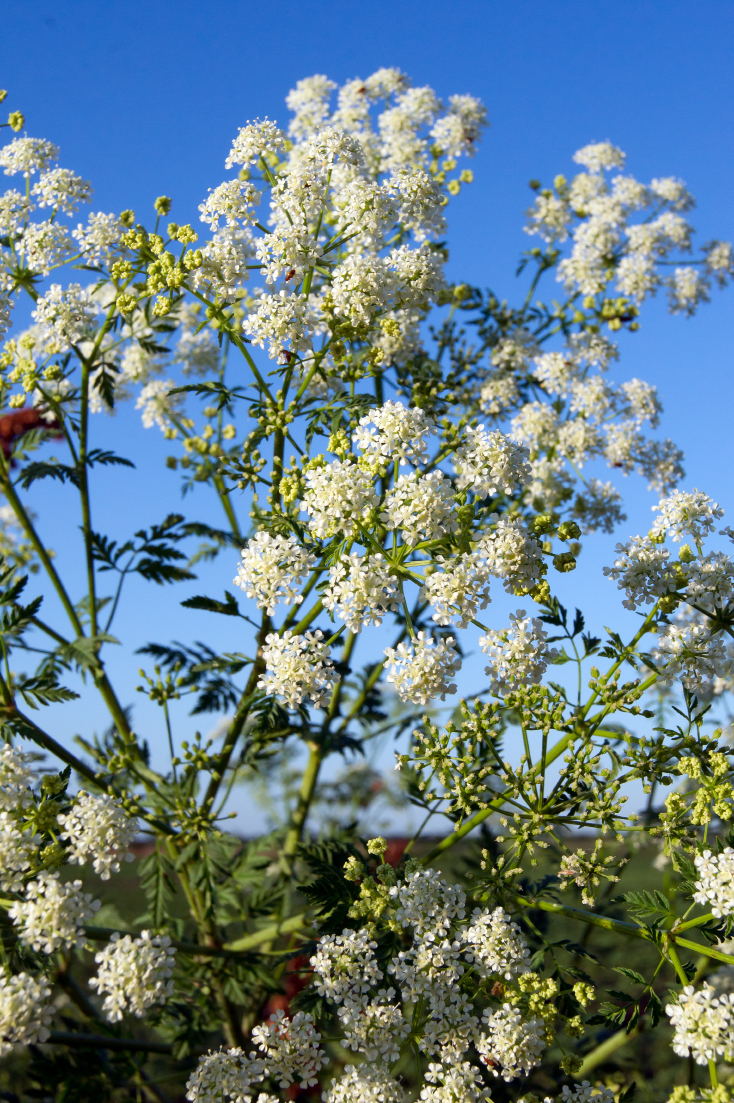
[154,195,172,216]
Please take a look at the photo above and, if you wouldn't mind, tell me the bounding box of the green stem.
[283,741,323,858]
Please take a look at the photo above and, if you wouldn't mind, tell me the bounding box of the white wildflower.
[390,868,466,935]
[572,480,626,534]
[573,141,626,174]
[0,137,58,176]
[384,632,460,705]
[668,266,710,315]
[461,906,531,980]
[652,489,724,544]
[0,744,37,811]
[353,400,436,466]
[477,1004,546,1081]
[9,870,100,953]
[421,1061,492,1103]
[199,180,261,230]
[0,972,53,1056]
[480,373,521,417]
[478,515,546,595]
[323,553,400,632]
[136,379,183,432]
[186,1048,265,1103]
[338,993,410,1062]
[650,176,694,210]
[653,621,732,695]
[225,119,285,168]
[383,470,457,546]
[72,212,123,265]
[32,168,92,213]
[453,425,530,499]
[331,253,393,328]
[479,610,558,696]
[57,790,138,880]
[251,1009,327,1089]
[32,283,96,353]
[421,552,491,628]
[310,928,382,1007]
[286,75,337,141]
[603,534,676,610]
[325,1064,407,1103]
[258,630,335,710]
[243,290,314,361]
[89,931,175,1021]
[234,532,315,615]
[302,459,378,539]
[693,849,734,919]
[390,167,447,240]
[0,812,37,892]
[666,983,734,1064]
[20,220,74,274]
[194,227,254,301]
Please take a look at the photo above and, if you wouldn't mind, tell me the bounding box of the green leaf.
[181,591,241,617]
[614,967,646,985]
[17,460,79,490]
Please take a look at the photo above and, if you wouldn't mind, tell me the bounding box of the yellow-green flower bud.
[8,111,24,132]
[117,294,136,315]
[366,837,388,857]
[153,297,172,317]
[553,552,577,573]
[557,520,581,542]
[119,209,135,228]
[154,195,172,216]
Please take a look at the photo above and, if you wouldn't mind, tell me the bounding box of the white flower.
[0,137,59,176]
[478,516,545,595]
[286,75,337,141]
[390,243,445,310]
[525,190,573,243]
[480,373,521,417]
[353,400,436,466]
[389,935,465,1001]
[653,620,733,695]
[453,425,530,499]
[461,906,531,980]
[420,1061,492,1103]
[533,351,580,396]
[390,167,447,241]
[324,1064,407,1103]
[57,790,138,880]
[650,176,694,210]
[175,320,221,377]
[32,283,96,353]
[384,632,460,705]
[573,141,626,174]
[72,212,123,265]
[258,629,335,710]
[561,1083,616,1103]
[390,868,466,935]
[479,610,558,696]
[9,870,100,953]
[20,220,74,274]
[331,254,393,328]
[186,1048,265,1103]
[652,489,724,544]
[89,931,175,1021]
[477,1004,546,1081]
[243,290,314,361]
[310,928,382,1007]
[0,812,36,893]
[323,553,400,632]
[199,180,261,230]
[431,94,488,158]
[383,470,457,546]
[666,982,734,1064]
[693,849,734,918]
[302,459,378,539]
[704,241,733,285]
[225,119,285,168]
[510,402,560,454]
[602,534,676,611]
[332,178,398,243]
[32,168,92,213]
[0,189,31,235]
[136,378,183,431]
[338,992,410,1062]
[193,227,254,302]
[0,744,37,811]
[251,1009,327,1089]
[234,532,315,615]
[667,266,710,315]
[0,972,53,1056]
[421,552,491,628]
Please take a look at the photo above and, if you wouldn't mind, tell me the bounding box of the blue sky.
[2,1,733,831]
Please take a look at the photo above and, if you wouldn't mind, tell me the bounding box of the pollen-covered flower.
[9,870,100,953]
[384,631,460,705]
[234,532,316,615]
[90,931,176,1021]
[0,972,53,1056]
[57,790,138,880]
[258,629,335,710]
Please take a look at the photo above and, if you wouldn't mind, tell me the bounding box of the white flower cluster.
[32,282,97,354]
[478,1003,546,1081]
[667,982,734,1064]
[0,811,37,892]
[0,971,53,1056]
[8,870,100,953]
[479,515,546,594]
[258,629,335,709]
[302,460,378,539]
[57,790,138,879]
[323,553,401,633]
[0,744,37,811]
[353,401,436,466]
[89,931,176,1021]
[234,531,316,615]
[479,611,558,696]
[453,425,531,499]
[652,488,724,545]
[420,552,491,629]
[462,906,531,979]
[383,471,457,547]
[384,632,460,705]
[693,849,734,918]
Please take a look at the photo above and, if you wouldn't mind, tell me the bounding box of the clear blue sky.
[3,1,733,830]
